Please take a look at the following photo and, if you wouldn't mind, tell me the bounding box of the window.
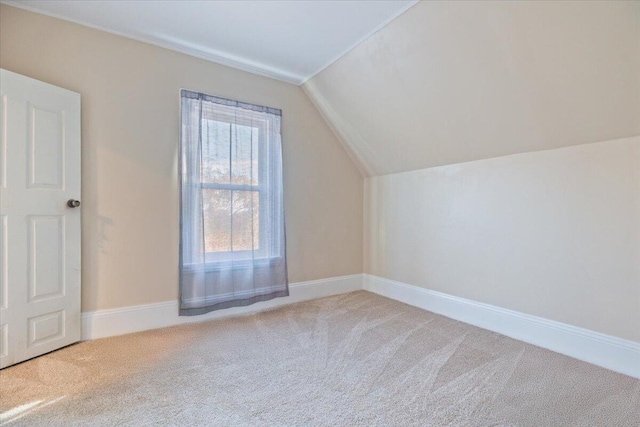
[200,115,265,263]
[180,91,285,270]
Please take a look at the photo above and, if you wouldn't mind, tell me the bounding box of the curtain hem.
[179,289,290,316]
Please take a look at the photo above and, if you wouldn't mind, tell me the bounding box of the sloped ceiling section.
[303,1,640,176]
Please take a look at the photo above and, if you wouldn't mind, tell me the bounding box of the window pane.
[202,190,260,255]
[202,120,231,184]
[231,191,260,251]
[203,189,231,253]
[231,125,260,186]
[201,119,260,186]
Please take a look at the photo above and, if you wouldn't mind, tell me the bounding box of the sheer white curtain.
[179,90,288,315]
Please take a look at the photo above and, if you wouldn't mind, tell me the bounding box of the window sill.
[183,256,283,273]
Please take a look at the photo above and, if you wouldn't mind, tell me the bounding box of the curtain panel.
[179,90,288,316]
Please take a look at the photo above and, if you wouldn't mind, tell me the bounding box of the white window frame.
[194,108,282,270]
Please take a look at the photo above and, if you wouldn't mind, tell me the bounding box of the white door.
[0,69,81,369]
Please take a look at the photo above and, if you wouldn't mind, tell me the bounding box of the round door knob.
[67,199,81,208]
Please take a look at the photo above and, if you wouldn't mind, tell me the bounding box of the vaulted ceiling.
[3,0,417,85]
[5,1,639,177]
[303,1,640,176]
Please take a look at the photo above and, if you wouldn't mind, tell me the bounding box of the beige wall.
[365,137,640,342]
[0,5,363,312]
[305,1,640,176]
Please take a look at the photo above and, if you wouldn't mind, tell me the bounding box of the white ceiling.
[304,1,640,176]
[3,0,418,85]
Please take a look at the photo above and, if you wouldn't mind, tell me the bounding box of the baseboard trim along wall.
[81,274,363,341]
[82,273,639,379]
[363,274,640,379]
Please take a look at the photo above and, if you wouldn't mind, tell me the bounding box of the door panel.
[0,214,6,310]
[0,96,6,189]
[28,105,64,189]
[0,69,81,368]
[28,215,65,302]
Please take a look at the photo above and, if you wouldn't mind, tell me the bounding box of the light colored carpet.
[1,291,638,426]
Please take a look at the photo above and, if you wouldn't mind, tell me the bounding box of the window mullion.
[201,183,258,192]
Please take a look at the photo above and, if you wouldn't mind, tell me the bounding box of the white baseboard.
[82,272,639,379]
[81,274,362,341]
[364,274,640,379]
